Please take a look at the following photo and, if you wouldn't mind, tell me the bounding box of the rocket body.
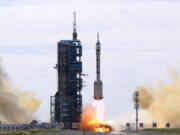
[94,34,103,100]
[94,80,103,100]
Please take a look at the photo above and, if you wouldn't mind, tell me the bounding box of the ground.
[0,130,109,135]
[0,129,60,135]
[3,129,180,135]
[143,128,180,134]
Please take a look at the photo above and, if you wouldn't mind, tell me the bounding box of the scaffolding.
[50,96,55,123]
[54,39,82,129]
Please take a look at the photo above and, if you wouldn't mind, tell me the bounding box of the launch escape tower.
[51,12,83,129]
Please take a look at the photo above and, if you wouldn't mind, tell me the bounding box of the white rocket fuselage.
[94,35,103,100]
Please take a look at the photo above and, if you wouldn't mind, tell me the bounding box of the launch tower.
[53,12,83,129]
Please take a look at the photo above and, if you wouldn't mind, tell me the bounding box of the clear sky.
[0,0,180,123]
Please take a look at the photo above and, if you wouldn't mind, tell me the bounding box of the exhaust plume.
[138,69,180,127]
[0,59,41,124]
[80,101,112,132]
[93,100,105,121]
[80,104,97,131]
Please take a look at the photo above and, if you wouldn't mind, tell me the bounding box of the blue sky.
[0,0,180,123]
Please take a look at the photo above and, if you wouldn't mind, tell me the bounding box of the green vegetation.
[0,131,30,135]
[143,128,180,134]
[0,129,61,135]
[29,129,61,134]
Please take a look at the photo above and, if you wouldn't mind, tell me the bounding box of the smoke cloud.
[138,69,180,127]
[0,59,41,124]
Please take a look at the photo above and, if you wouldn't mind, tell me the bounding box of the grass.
[0,131,30,135]
[143,128,180,134]
[0,129,61,135]
[29,129,61,134]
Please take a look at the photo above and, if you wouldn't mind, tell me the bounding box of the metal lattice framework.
[52,12,83,129]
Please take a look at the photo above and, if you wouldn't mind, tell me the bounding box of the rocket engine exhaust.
[80,101,112,133]
[94,33,103,100]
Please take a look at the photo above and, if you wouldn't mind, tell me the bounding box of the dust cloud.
[138,69,180,127]
[0,59,41,124]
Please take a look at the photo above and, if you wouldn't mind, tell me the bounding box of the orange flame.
[80,104,112,132]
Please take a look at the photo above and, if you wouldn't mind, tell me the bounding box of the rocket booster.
[94,33,103,100]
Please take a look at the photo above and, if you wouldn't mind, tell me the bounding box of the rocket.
[94,33,103,100]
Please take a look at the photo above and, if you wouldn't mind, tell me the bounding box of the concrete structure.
[0,124,31,130]
[51,12,83,129]
[0,123,56,130]
[94,33,103,100]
